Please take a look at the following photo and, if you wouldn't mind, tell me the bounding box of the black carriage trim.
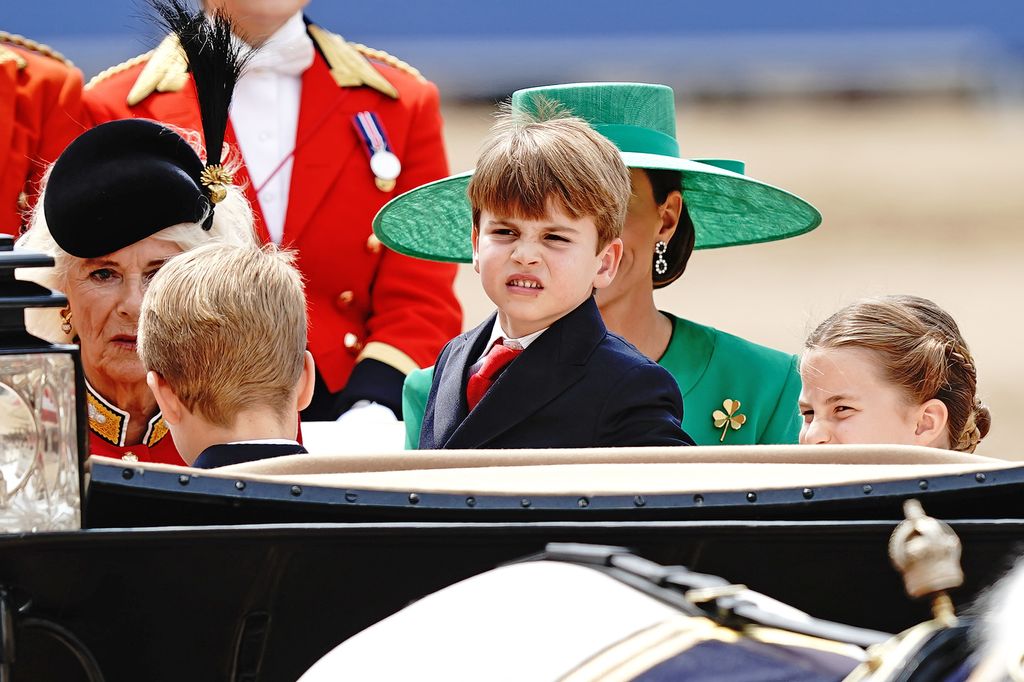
[86,459,1024,525]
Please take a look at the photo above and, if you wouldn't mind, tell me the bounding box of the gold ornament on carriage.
[199,165,234,204]
[712,399,747,442]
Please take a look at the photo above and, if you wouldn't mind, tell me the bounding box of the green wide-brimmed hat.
[373,83,821,274]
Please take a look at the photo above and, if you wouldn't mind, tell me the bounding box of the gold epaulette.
[350,42,425,83]
[307,24,400,99]
[124,35,187,105]
[84,51,153,91]
[0,30,74,69]
[85,34,189,107]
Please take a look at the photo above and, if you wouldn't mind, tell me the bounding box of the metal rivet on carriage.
[291,485,302,497]
[178,475,189,486]
[408,493,420,505]
[802,488,814,499]
[121,469,133,481]
[234,481,245,491]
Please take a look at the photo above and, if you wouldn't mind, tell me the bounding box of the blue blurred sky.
[7,1,1023,97]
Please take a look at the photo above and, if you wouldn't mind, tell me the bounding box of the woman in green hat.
[378,83,820,447]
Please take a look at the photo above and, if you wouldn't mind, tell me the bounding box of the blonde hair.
[15,137,257,344]
[805,295,991,453]
[137,243,307,427]
[467,99,630,250]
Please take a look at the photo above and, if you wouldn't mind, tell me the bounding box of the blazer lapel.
[432,317,493,447]
[446,298,606,449]
[280,55,362,245]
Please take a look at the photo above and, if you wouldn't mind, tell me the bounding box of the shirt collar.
[263,11,311,50]
[476,316,548,363]
[238,11,314,76]
[226,438,302,446]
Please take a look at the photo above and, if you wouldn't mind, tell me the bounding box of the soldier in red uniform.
[84,1,462,425]
[0,32,87,236]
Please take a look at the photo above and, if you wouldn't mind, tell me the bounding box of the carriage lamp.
[0,234,85,532]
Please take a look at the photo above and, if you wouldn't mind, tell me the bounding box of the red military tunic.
[83,24,461,414]
[0,33,87,235]
[86,383,184,465]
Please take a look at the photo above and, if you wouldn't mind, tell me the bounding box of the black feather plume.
[149,0,253,167]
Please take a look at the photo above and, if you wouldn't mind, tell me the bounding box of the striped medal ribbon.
[352,111,401,192]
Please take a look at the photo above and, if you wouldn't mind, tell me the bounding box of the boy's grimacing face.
[472,204,622,338]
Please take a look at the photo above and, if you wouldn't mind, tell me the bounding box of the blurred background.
[8,1,1023,456]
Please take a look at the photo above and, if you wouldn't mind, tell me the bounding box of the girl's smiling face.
[798,346,946,447]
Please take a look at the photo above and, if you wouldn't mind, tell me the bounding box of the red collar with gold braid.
[85,381,169,449]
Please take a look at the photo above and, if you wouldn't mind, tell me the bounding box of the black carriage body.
[3,519,1023,682]
[1,448,1022,680]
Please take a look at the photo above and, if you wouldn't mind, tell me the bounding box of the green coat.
[402,314,801,448]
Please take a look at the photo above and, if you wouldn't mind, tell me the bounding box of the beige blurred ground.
[438,97,1023,459]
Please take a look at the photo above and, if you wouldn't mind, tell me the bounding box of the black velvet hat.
[43,0,250,259]
[44,120,211,258]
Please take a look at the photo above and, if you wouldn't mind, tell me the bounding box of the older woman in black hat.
[17,3,258,464]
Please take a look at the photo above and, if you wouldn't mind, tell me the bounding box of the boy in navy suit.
[137,243,316,467]
[415,104,694,449]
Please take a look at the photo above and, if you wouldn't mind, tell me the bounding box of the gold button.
[337,290,354,306]
[16,192,29,210]
[343,332,362,351]
[122,452,138,462]
[365,235,382,254]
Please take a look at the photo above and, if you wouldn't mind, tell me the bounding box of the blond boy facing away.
[137,243,315,468]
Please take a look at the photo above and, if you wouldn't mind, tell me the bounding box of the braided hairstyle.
[805,295,991,452]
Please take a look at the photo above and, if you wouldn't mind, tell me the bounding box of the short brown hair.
[138,243,307,427]
[467,99,630,250]
[805,295,991,453]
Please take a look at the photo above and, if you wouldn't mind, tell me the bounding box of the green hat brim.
[373,156,821,264]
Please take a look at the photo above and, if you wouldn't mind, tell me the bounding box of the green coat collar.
[656,314,801,445]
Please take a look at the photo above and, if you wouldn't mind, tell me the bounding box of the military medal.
[370,150,401,191]
[353,111,401,192]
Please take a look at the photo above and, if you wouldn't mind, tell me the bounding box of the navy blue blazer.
[420,297,694,449]
[193,442,308,469]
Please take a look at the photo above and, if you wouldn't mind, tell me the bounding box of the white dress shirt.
[230,11,314,245]
[473,317,548,365]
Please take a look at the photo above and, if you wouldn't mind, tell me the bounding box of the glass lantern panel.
[0,352,80,532]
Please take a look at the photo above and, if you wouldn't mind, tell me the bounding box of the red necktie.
[466,339,522,411]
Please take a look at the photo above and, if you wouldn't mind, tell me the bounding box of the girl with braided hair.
[798,295,991,452]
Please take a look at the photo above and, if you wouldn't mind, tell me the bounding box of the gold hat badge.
[200,165,234,204]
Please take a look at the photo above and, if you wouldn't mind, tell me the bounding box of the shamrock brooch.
[712,399,747,442]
